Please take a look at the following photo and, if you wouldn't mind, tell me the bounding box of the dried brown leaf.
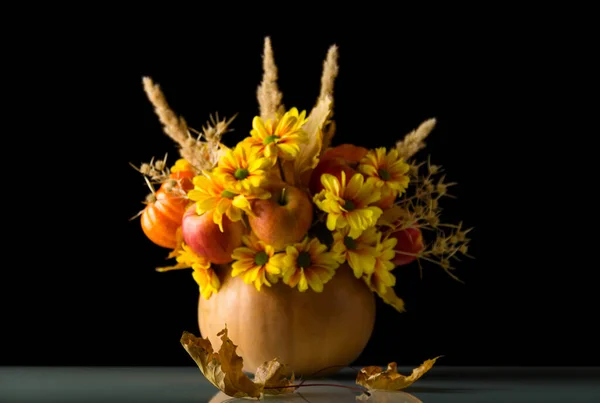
[253,359,295,395]
[293,96,332,187]
[356,357,441,391]
[180,329,262,398]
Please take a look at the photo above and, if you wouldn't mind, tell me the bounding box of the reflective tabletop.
[1,366,599,402]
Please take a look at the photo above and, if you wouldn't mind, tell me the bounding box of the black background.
[3,14,596,368]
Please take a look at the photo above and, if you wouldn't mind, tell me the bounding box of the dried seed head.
[432,239,446,255]
[140,163,151,175]
[154,160,166,171]
[409,164,420,177]
[427,215,439,227]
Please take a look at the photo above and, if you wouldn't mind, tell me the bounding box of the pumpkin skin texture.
[141,184,190,249]
[198,264,376,377]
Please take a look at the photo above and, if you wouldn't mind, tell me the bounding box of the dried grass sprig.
[183,113,236,172]
[143,76,190,147]
[396,118,437,160]
[318,45,339,152]
[317,45,339,108]
[256,37,283,121]
[143,76,235,173]
[394,157,473,281]
[130,153,171,184]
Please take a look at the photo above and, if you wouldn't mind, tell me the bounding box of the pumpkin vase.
[198,263,376,377]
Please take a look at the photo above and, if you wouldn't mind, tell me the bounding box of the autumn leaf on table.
[180,328,294,398]
[253,358,295,395]
[180,329,261,398]
[356,357,441,391]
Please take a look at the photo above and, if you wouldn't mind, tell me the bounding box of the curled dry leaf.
[293,95,332,187]
[181,329,261,398]
[180,328,294,399]
[356,357,441,391]
[253,358,295,395]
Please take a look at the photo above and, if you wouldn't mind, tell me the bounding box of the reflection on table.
[208,389,421,402]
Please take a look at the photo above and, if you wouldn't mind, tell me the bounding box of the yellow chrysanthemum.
[212,143,273,193]
[359,235,405,312]
[364,235,398,295]
[245,107,309,160]
[157,242,220,300]
[170,158,194,173]
[192,267,221,300]
[187,172,269,231]
[271,237,339,292]
[313,171,383,238]
[374,283,406,313]
[358,147,410,197]
[231,234,281,291]
[331,226,380,278]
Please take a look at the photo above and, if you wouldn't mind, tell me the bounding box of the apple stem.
[277,159,287,183]
[279,187,287,205]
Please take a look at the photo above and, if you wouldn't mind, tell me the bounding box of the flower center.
[343,199,356,211]
[221,190,236,199]
[378,168,391,181]
[234,168,249,180]
[344,236,357,250]
[264,135,280,145]
[254,251,269,266]
[297,251,312,269]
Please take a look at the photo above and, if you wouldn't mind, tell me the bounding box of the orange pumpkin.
[170,168,195,193]
[198,264,376,377]
[140,183,190,249]
[169,159,196,192]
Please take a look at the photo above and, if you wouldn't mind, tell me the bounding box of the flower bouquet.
[132,38,472,378]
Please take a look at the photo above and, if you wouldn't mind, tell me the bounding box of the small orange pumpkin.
[169,160,195,193]
[140,183,190,249]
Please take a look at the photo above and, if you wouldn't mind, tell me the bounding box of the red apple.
[390,227,424,266]
[309,144,369,195]
[322,144,369,164]
[308,157,356,195]
[181,205,244,264]
[248,184,313,250]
